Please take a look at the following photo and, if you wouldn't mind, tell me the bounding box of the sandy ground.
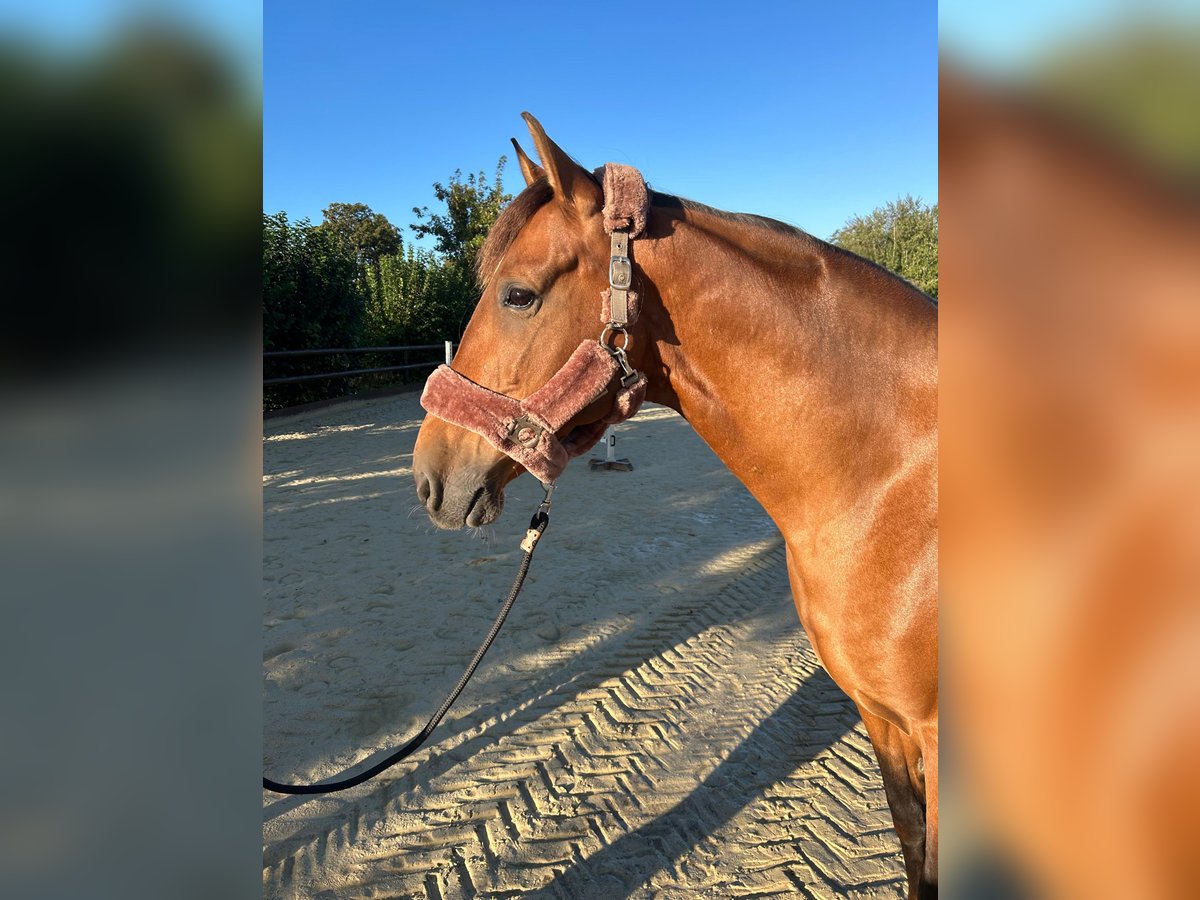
[263,391,905,898]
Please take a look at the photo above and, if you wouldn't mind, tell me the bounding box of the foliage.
[830,196,938,298]
[318,201,402,279]
[263,211,363,351]
[1032,25,1200,181]
[263,211,367,408]
[410,157,512,272]
[263,157,514,409]
[361,246,476,346]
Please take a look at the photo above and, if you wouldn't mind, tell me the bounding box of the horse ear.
[510,138,544,187]
[521,112,601,216]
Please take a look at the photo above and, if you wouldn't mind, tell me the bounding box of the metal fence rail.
[263,342,454,387]
[264,344,447,359]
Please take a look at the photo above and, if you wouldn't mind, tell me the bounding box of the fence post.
[444,340,453,365]
[589,430,633,472]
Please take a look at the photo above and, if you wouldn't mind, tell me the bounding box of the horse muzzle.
[414,466,506,530]
[412,413,524,529]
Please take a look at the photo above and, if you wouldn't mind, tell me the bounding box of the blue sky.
[265,0,936,244]
[0,0,261,72]
[940,0,1199,73]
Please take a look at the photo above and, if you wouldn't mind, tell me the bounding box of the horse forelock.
[476,177,554,288]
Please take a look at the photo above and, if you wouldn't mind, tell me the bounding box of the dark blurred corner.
[0,6,261,900]
[940,11,1200,900]
[0,25,260,378]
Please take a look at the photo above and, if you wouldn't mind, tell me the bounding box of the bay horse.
[413,114,938,897]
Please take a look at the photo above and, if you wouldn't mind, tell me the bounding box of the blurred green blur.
[1031,25,1200,183]
[0,20,260,378]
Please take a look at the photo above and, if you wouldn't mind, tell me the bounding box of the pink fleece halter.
[420,163,650,485]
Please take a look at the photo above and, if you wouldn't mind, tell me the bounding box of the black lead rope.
[263,499,552,795]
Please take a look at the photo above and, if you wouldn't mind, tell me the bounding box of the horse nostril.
[415,470,443,512]
[464,485,487,527]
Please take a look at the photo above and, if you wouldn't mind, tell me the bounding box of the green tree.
[261,157,515,409]
[318,202,402,298]
[263,211,363,351]
[410,157,512,272]
[830,196,938,298]
[263,211,368,408]
[402,156,514,340]
[319,202,402,268]
[363,247,477,346]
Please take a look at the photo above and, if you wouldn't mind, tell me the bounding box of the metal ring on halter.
[505,413,544,449]
[600,324,632,353]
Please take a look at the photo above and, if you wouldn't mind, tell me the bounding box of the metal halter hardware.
[505,414,545,449]
[606,229,634,328]
[602,216,639,386]
[600,324,639,389]
[599,323,632,352]
[609,253,632,291]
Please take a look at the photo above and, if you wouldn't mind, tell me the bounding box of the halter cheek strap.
[420,163,650,485]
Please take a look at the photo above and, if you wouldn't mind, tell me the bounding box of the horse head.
[412,114,647,529]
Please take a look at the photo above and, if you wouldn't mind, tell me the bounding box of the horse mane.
[477,176,934,303]
[476,177,812,288]
[661,194,935,302]
[658,194,815,240]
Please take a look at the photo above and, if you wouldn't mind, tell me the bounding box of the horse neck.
[634,205,937,531]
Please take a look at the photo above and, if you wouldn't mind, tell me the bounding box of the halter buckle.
[609,254,632,291]
[506,414,544,449]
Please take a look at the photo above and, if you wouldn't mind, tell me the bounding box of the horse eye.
[503,286,536,310]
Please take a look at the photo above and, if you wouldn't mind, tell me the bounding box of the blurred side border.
[940,12,1200,899]
[0,9,262,900]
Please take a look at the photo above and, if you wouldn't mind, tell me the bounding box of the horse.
[412,114,939,898]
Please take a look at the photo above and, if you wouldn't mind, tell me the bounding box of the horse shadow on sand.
[265,624,869,896]
[520,668,859,898]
